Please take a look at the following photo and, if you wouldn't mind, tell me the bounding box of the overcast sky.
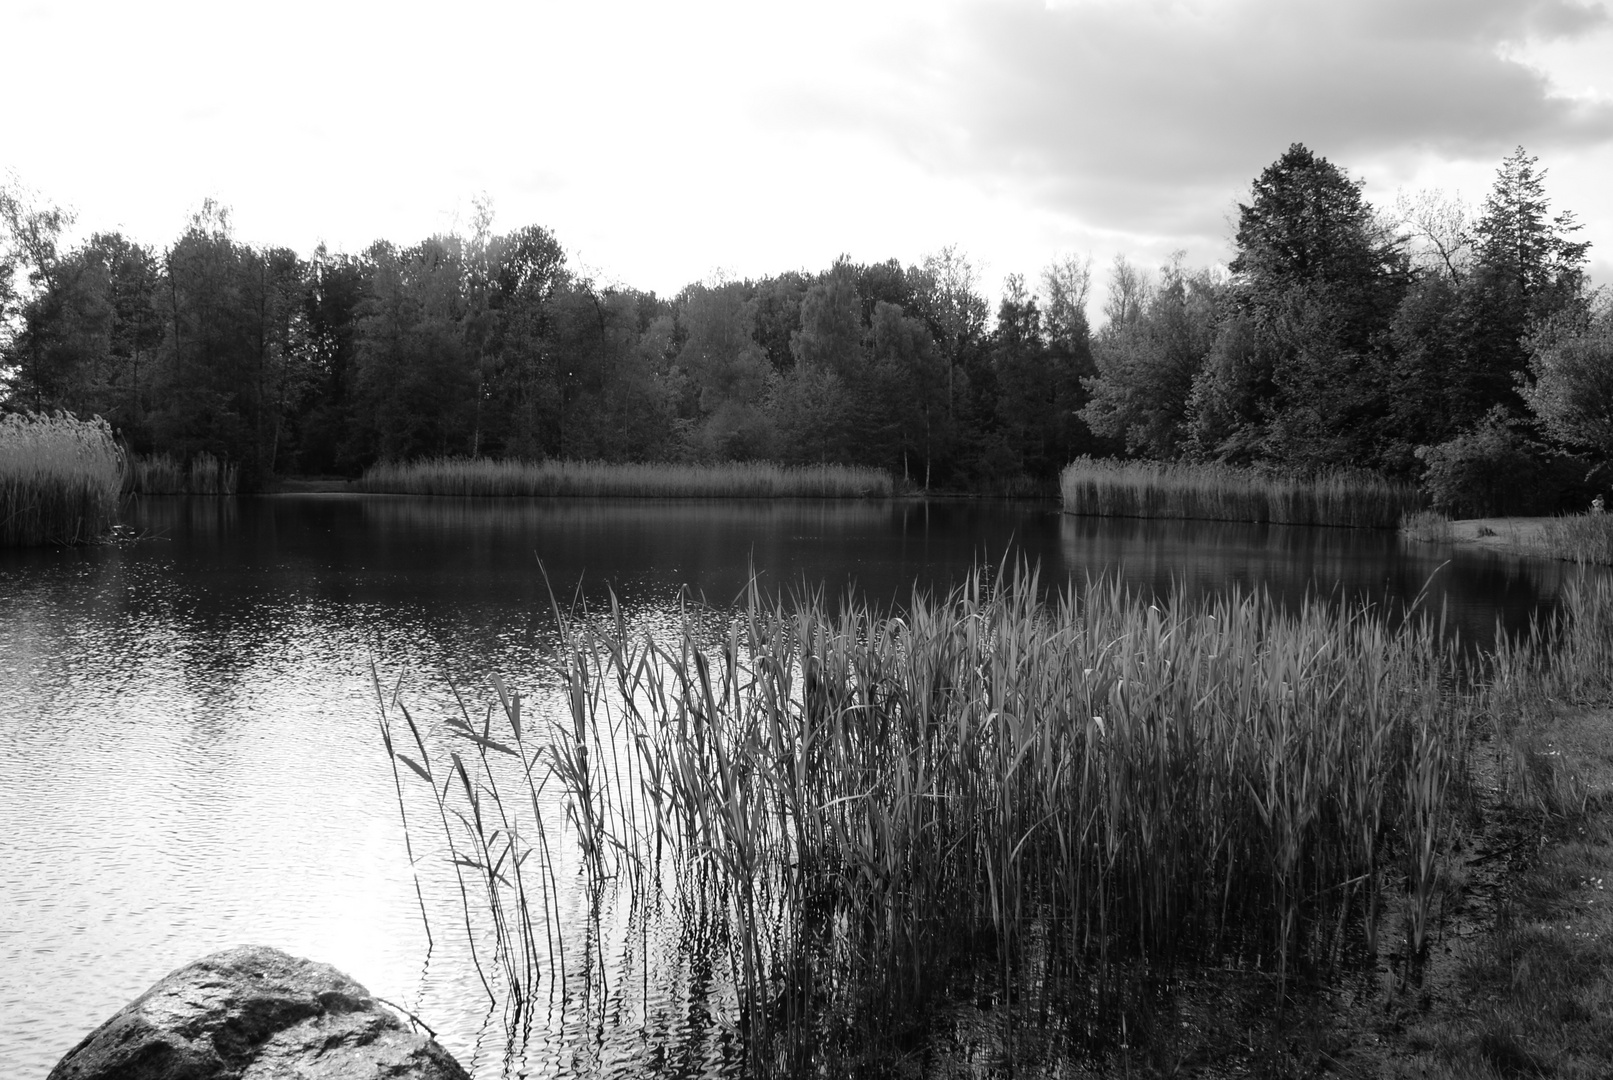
[7,0,1612,309]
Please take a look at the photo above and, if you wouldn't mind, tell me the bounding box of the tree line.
[2,145,1607,510]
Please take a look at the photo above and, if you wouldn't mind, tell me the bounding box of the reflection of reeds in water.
[361,457,894,498]
[376,566,1613,1071]
[0,411,124,547]
[128,452,239,495]
[1062,456,1422,528]
[358,492,900,537]
[129,493,240,539]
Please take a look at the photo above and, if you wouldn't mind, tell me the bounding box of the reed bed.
[1400,509,1455,544]
[127,452,239,495]
[1061,456,1423,528]
[374,560,1605,1071]
[0,411,124,546]
[1541,512,1613,565]
[360,457,894,498]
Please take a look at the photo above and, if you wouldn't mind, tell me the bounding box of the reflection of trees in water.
[1057,513,1587,649]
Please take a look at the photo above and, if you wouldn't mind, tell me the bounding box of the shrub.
[1416,409,1546,518]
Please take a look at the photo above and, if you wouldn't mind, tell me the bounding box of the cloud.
[781,0,1613,245]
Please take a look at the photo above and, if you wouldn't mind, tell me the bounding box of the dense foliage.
[1,145,1603,509]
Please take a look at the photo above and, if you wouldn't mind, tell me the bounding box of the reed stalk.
[0,410,124,547]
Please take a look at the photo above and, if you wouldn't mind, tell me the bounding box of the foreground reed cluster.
[360,457,894,498]
[126,452,239,495]
[372,564,1613,1072]
[0,411,124,547]
[1062,456,1423,528]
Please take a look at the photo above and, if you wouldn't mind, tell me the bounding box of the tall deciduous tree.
[1523,297,1613,459]
[1086,255,1222,460]
[676,282,774,459]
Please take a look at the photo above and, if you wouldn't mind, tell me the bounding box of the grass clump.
[359,457,894,498]
[1541,512,1613,565]
[127,452,239,495]
[382,562,1534,1073]
[1402,509,1456,544]
[1061,455,1424,528]
[0,410,124,547]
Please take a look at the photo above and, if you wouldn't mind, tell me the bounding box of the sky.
[6,0,1613,312]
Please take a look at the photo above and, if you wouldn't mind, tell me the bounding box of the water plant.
[0,410,125,547]
[358,457,894,498]
[373,558,1613,1072]
[127,451,239,495]
[1062,456,1423,528]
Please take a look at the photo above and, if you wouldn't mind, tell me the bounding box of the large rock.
[47,945,470,1080]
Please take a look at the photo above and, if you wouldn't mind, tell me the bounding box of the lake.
[0,495,1585,1077]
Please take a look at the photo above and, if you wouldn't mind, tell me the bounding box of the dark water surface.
[0,495,1584,1077]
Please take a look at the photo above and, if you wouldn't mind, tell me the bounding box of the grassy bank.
[1401,511,1613,565]
[127,452,239,495]
[374,566,1613,1074]
[359,457,894,498]
[0,411,124,547]
[1062,455,1423,528]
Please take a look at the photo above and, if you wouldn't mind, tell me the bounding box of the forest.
[1,144,1608,512]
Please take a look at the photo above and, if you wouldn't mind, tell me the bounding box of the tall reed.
[359,457,894,498]
[127,452,239,495]
[1061,456,1423,528]
[379,560,1550,1070]
[0,411,125,547]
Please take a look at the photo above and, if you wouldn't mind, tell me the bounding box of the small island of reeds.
[358,457,895,498]
[1061,455,1424,528]
[0,411,124,547]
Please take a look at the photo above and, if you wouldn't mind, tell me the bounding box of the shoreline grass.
[359,457,895,498]
[0,411,125,547]
[1062,455,1424,528]
[1400,508,1456,544]
[1541,512,1613,565]
[375,564,1613,1073]
[127,452,239,496]
[1401,510,1613,566]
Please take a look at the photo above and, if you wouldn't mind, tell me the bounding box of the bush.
[1416,409,1548,518]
